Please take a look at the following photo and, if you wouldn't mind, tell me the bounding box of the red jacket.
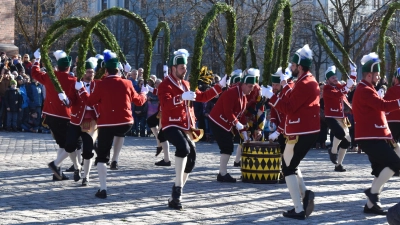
[31,62,75,119]
[323,84,348,118]
[353,80,400,140]
[209,84,248,132]
[79,75,147,127]
[270,81,294,134]
[67,80,100,126]
[384,84,400,122]
[158,75,222,131]
[268,72,320,136]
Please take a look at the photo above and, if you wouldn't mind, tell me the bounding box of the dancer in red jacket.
[353,53,400,215]
[158,49,226,210]
[262,44,319,220]
[323,65,355,172]
[76,50,147,198]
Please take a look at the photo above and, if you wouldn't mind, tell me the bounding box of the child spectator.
[4,79,22,131]
[21,110,40,133]
[263,110,276,138]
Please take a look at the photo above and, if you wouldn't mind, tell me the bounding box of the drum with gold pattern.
[241,141,281,184]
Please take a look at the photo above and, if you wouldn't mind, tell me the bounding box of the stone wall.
[0,1,19,56]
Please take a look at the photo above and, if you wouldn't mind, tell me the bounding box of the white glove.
[141,86,149,95]
[218,74,230,87]
[124,63,132,73]
[268,131,280,141]
[146,84,154,93]
[261,85,274,99]
[236,122,244,130]
[280,73,291,82]
[182,91,196,101]
[34,49,41,59]
[58,92,70,106]
[377,88,385,98]
[75,81,84,90]
[163,65,168,77]
[346,78,355,88]
[241,131,249,141]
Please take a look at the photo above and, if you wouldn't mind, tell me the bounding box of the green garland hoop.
[386,36,397,86]
[240,35,257,70]
[262,0,292,85]
[378,2,400,79]
[315,23,355,79]
[152,21,171,63]
[189,2,236,91]
[77,7,152,80]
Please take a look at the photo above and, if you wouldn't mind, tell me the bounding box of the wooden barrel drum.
[241,141,282,184]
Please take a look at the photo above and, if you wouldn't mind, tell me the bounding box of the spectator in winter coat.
[21,109,40,133]
[0,68,11,129]
[22,54,32,76]
[26,77,44,128]
[4,79,22,131]
[134,79,148,137]
[17,75,29,130]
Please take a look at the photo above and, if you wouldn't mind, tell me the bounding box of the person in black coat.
[4,79,22,131]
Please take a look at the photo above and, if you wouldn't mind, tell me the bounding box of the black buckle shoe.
[328,148,338,164]
[95,189,107,199]
[303,190,315,217]
[48,161,62,180]
[155,147,163,156]
[364,188,380,206]
[233,161,241,167]
[110,161,118,170]
[364,204,387,215]
[282,208,306,220]
[74,169,81,182]
[217,173,236,183]
[168,186,183,210]
[81,178,89,186]
[335,164,347,172]
[65,164,75,172]
[155,159,171,166]
[53,172,69,181]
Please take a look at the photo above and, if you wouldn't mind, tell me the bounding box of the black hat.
[16,75,23,81]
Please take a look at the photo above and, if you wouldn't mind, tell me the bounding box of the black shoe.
[282,208,306,220]
[328,148,338,164]
[52,173,69,181]
[233,161,241,167]
[335,164,347,172]
[303,190,315,217]
[168,186,183,210]
[394,171,399,176]
[48,161,62,180]
[81,178,89,186]
[364,188,380,206]
[74,169,81,182]
[278,177,286,184]
[217,173,236,183]
[363,204,387,215]
[95,189,107,199]
[155,159,171,166]
[65,164,75,172]
[110,161,118,170]
[155,146,163,156]
[106,161,110,166]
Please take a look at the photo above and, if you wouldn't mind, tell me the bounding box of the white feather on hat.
[325,65,336,75]
[95,54,104,60]
[299,44,313,59]
[247,68,260,77]
[86,57,98,68]
[53,50,67,61]
[361,52,380,65]
[232,69,243,76]
[174,49,190,58]
[273,67,283,76]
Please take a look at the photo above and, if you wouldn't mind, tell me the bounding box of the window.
[102,0,107,11]
[374,0,380,8]
[141,0,147,9]
[125,0,129,9]
[333,11,338,23]
[157,38,163,54]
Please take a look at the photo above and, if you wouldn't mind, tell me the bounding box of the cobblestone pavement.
[0,131,398,224]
